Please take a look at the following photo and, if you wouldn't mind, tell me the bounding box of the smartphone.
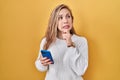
[41,50,54,64]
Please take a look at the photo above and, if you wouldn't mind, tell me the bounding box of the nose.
[63,17,68,23]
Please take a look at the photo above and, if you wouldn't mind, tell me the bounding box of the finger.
[47,61,53,64]
[41,58,51,64]
[44,59,51,63]
[62,35,66,40]
[40,57,47,61]
[42,63,48,66]
[62,31,67,34]
[42,61,53,66]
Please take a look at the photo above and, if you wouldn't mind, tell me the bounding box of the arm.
[66,37,88,76]
[35,38,48,72]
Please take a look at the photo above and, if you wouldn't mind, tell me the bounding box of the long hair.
[43,4,76,50]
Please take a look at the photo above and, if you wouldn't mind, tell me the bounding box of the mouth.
[63,25,70,29]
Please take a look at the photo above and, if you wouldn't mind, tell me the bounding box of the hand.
[40,55,53,66]
[62,30,72,46]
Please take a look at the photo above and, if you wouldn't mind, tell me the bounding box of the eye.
[66,15,71,18]
[58,16,63,20]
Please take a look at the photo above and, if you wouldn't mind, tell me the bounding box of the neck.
[57,31,64,39]
[57,31,73,39]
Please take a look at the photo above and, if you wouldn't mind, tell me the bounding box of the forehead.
[58,8,70,15]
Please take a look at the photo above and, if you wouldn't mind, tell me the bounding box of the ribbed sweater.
[35,34,88,80]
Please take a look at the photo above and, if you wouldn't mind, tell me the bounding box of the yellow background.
[0,0,120,80]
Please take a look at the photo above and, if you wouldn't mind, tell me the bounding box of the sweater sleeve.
[35,38,48,72]
[67,37,88,76]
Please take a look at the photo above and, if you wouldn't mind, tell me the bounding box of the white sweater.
[35,34,88,80]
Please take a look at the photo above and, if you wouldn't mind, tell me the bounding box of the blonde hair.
[43,4,76,50]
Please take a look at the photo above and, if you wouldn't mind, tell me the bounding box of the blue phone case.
[41,50,54,64]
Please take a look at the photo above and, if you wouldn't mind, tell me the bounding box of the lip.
[63,25,70,29]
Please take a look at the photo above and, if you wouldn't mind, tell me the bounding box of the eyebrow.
[58,13,70,17]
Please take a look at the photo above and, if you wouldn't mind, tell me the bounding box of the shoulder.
[72,34,88,49]
[72,34,87,43]
[41,37,46,42]
[40,37,46,45]
[39,37,46,49]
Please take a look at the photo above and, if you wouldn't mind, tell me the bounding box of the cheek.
[58,22,62,31]
[69,22,73,29]
[69,25,72,31]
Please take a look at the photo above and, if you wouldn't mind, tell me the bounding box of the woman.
[35,4,88,80]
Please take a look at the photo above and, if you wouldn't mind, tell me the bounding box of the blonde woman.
[35,4,88,80]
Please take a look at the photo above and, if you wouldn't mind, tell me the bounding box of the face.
[57,8,73,33]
